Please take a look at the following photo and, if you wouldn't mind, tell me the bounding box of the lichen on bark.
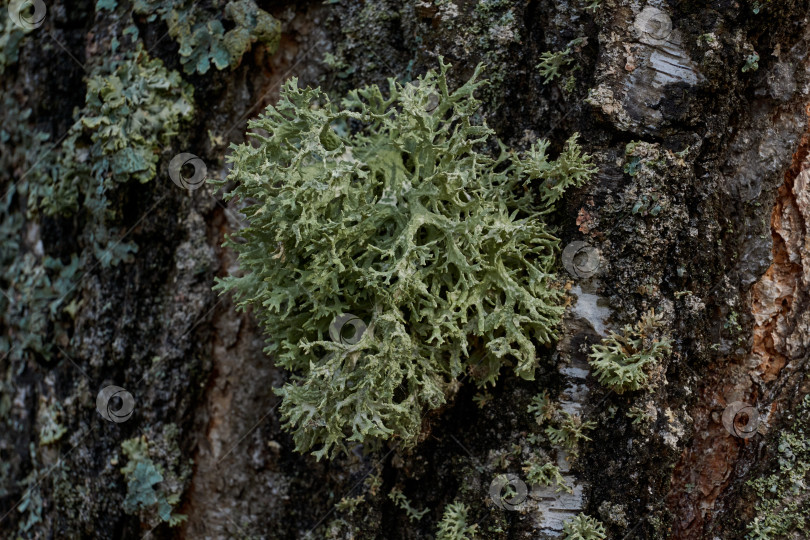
[215,59,596,459]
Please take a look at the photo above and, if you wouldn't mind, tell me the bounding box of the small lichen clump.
[216,59,596,459]
[522,455,570,493]
[30,44,194,266]
[0,98,82,363]
[0,0,30,74]
[388,487,428,522]
[527,390,594,457]
[588,309,672,394]
[562,513,607,540]
[546,412,596,455]
[120,429,190,528]
[436,501,478,540]
[536,38,583,85]
[133,0,280,75]
[746,394,810,539]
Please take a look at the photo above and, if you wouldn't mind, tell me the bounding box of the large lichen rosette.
[215,59,596,459]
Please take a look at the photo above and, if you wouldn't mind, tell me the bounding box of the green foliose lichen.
[536,38,584,85]
[37,399,67,445]
[522,455,570,493]
[436,501,478,540]
[388,487,429,522]
[215,59,596,459]
[527,390,556,424]
[133,0,280,75]
[30,44,193,266]
[0,98,81,363]
[120,427,190,528]
[2,38,193,364]
[545,411,596,456]
[562,513,607,540]
[0,0,30,74]
[588,309,672,394]
[745,394,810,539]
[527,390,593,458]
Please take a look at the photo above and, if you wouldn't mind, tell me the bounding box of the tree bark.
[1,0,810,539]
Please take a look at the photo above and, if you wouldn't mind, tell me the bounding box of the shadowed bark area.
[1,1,810,539]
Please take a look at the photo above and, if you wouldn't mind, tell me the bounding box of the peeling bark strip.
[530,351,590,534]
[668,105,810,539]
[751,134,809,384]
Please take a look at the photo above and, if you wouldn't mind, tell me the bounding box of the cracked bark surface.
[2,1,810,539]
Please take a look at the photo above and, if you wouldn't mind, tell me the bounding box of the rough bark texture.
[2,0,810,539]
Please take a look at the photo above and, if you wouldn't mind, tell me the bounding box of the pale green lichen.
[334,494,365,515]
[30,44,193,267]
[562,513,607,540]
[0,0,30,74]
[0,98,81,363]
[436,501,478,540]
[472,390,494,408]
[585,0,600,11]
[133,0,280,75]
[545,411,596,456]
[745,394,810,539]
[37,400,67,446]
[522,455,570,493]
[215,59,596,459]
[742,52,760,73]
[588,309,672,394]
[527,390,593,457]
[120,429,189,528]
[626,404,653,426]
[527,390,556,424]
[536,38,584,85]
[388,487,429,522]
